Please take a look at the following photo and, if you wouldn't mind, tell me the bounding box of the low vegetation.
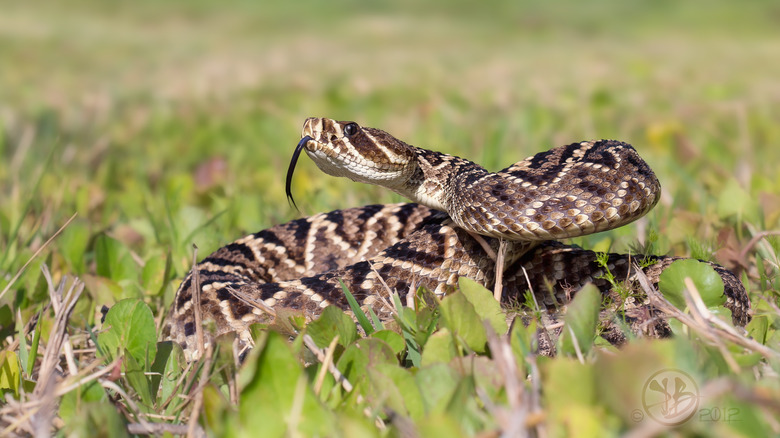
[1,0,779,436]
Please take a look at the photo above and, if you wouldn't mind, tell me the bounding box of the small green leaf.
[366,363,425,419]
[421,329,457,366]
[237,331,335,437]
[59,379,105,423]
[746,315,769,345]
[141,252,171,297]
[58,220,90,274]
[371,330,405,355]
[0,305,13,340]
[151,341,187,415]
[445,375,482,433]
[97,299,157,365]
[439,291,487,353]
[717,179,760,223]
[95,234,138,282]
[458,277,507,334]
[510,316,536,373]
[306,306,358,349]
[415,363,460,415]
[123,348,153,409]
[659,259,726,310]
[0,351,21,397]
[336,338,397,383]
[558,284,600,357]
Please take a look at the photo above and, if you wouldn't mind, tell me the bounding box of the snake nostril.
[330,135,338,142]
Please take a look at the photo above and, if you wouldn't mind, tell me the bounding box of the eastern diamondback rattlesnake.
[163,118,750,360]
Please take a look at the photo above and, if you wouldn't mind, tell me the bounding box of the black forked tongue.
[286,136,311,212]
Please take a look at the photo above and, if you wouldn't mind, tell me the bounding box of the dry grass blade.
[494,239,507,302]
[313,335,340,396]
[187,344,213,438]
[0,213,77,302]
[302,334,385,430]
[28,264,84,435]
[226,285,276,318]
[302,334,353,393]
[738,230,780,265]
[127,422,197,436]
[190,245,205,361]
[483,321,530,436]
[634,263,780,360]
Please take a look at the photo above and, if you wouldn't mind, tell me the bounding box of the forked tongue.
[286,136,312,211]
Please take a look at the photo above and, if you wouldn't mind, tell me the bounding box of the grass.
[1,0,780,436]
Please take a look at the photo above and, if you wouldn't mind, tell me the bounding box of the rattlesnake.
[163,118,751,360]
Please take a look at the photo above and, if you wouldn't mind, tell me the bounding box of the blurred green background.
[1,0,779,307]
[2,2,780,435]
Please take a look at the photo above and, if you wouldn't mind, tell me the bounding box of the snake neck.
[391,148,489,214]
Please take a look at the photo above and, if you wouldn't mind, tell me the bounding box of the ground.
[1,0,779,436]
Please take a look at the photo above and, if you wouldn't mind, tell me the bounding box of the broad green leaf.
[543,358,595,410]
[445,375,482,434]
[458,277,507,334]
[366,363,425,419]
[237,331,334,437]
[141,252,172,297]
[202,384,230,436]
[415,363,460,415]
[370,330,405,355]
[59,379,105,423]
[98,299,157,365]
[306,305,358,349]
[0,305,13,340]
[151,341,187,415]
[123,348,153,410]
[658,259,726,311]
[594,339,688,423]
[720,398,775,437]
[412,305,440,349]
[510,316,536,360]
[0,351,20,397]
[336,338,397,384]
[58,220,90,274]
[558,284,600,357]
[416,413,467,438]
[62,400,129,438]
[95,234,138,282]
[717,178,760,223]
[439,291,487,353]
[746,315,768,345]
[421,329,457,366]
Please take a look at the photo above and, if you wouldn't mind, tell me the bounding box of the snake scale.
[163,117,751,360]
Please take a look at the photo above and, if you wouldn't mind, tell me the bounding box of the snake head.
[293,118,417,188]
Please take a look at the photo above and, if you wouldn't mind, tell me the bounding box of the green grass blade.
[367,307,384,331]
[26,308,43,377]
[338,279,374,335]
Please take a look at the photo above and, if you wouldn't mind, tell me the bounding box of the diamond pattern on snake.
[163,117,750,360]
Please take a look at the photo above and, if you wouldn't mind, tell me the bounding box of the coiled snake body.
[163,118,750,359]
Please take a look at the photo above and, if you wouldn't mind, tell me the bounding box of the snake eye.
[343,122,359,137]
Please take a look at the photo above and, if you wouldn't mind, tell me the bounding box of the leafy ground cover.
[1,0,779,436]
